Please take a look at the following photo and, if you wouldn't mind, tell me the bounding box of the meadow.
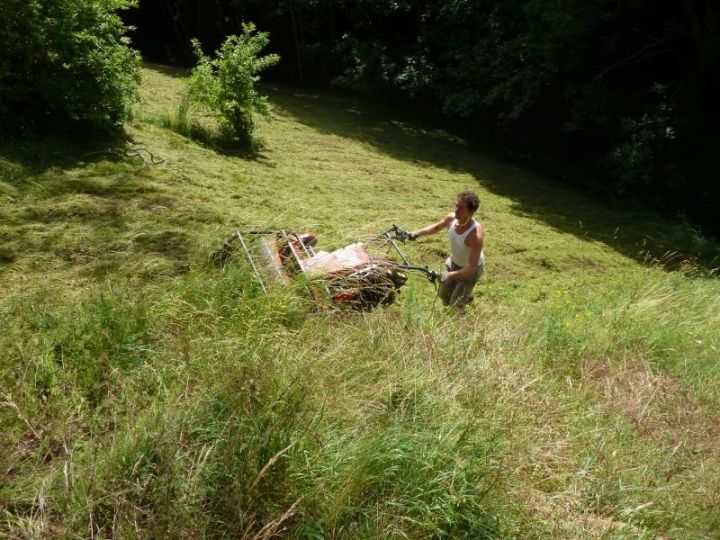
[1,64,719,538]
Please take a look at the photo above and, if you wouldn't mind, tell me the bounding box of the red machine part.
[279,232,317,263]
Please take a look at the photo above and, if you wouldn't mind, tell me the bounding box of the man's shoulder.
[471,221,484,242]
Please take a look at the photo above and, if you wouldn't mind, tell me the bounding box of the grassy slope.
[1,64,719,538]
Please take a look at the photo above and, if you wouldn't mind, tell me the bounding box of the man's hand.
[408,231,419,241]
[440,271,451,282]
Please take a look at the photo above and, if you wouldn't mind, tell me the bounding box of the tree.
[0,0,141,137]
[186,23,280,144]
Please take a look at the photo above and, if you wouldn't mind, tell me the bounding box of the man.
[409,191,485,307]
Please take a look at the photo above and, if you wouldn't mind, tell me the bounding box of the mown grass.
[1,63,719,538]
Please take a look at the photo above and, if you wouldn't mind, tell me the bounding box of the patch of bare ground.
[3,414,86,477]
[581,356,719,454]
[478,354,717,537]
[2,431,42,479]
[563,254,606,272]
[462,366,640,537]
[516,487,657,539]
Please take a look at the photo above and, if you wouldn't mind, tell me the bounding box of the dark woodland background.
[125,0,720,232]
[3,0,719,232]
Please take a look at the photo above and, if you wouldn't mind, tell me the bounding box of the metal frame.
[233,230,267,292]
[379,225,440,284]
[224,226,440,298]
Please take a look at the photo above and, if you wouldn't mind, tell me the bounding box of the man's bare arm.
[411,213,454,238]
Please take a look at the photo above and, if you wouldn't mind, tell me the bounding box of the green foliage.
[52,286,155,406]
[0,284,155,408]
[605,85,682,192]
[335,38,399,92]
[186,24,280,144]
[306,418,499,538]
[0,0,141,137]
[405,0,611,119]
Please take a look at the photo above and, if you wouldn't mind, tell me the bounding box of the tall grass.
[528,266,720,397]
[1,268,508,537]
[1,64,719,538]
[2,259,719,537]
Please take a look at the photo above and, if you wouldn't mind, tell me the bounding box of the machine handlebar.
[397,264,441,284]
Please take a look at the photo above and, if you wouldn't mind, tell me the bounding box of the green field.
[1,65,719,538]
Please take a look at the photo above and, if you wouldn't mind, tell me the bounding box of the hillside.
[1,64,719,538]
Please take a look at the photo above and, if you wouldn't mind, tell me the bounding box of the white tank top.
[448,218,484,267]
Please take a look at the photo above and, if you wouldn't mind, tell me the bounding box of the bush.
[334,38,398,92]
[186,24,280,145]
[0,0,141,137]
[604,85,682,193]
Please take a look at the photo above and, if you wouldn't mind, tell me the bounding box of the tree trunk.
[164,0,190,61]
[289,1,304,83]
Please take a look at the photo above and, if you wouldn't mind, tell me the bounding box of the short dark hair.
[457,191,480,214]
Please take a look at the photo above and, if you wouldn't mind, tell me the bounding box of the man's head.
[455,191,480,215]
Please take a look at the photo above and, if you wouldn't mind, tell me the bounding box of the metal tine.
[279,230,305,272]
[282,230,332,299]
[235,231,267,293]
[292,232,312,258]
[245,229,279,235]
[384,230,410,265]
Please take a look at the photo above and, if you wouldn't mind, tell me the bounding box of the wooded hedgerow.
[127,0,718,230]
[0,0,140,136]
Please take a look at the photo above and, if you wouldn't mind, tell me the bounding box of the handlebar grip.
[392,226,412,241]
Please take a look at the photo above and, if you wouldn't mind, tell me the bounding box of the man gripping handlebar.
[409,191,485,307]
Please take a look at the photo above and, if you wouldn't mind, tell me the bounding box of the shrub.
[604,84,683,192]
[334,38,398,92]
[0,0,140,137]
[186,24,280,145]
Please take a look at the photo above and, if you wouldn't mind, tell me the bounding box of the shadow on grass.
[0,132,165,203]
[265,84,720,272]
[141,62,273,162]
[0,131,131,177]
[166,120,269,162]
[0,134,197,279]
[142,61,189,79]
